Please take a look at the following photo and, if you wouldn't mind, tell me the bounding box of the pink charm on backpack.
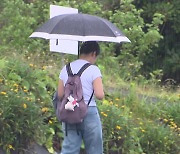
[65,95,79,111]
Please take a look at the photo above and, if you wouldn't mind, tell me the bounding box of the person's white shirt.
[59,59,102,106]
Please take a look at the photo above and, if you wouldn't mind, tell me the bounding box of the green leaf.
[22,80,30,90]
[0,58,7,69]
[8,72,21,82]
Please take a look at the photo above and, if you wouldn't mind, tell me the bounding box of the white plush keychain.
[65,95,79,111]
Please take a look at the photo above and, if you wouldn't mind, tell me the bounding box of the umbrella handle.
[78,42,80,58]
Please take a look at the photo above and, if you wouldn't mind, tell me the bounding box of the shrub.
[98,87,180,153]
[0,57,56,153]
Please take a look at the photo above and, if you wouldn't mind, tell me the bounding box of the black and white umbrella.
[30,13,130,43]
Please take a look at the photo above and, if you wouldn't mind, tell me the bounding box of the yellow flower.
[170,126,175,130]
[42,66,47,70]
[141,129,146,133]
[163,119,168,122]
[109,101,113,105]
[172,124,177,128]
[0,91,7,95]
[13,83,18,87]
[42,107,49,112]
[115,104,119,107]
[26,97,31,101]
[14,89,18,93]
[115,98,120,101]
[118,136,121,140]
[121,105,125,108]
[8,144,14,150]
[23,89,28,92]
[100,111,107,117]
[23,103,27,109]
[29,64,34,67]
[0,79,3,83]
[116,125,121,130]
[103,113,108,117]
[48,120,53,124]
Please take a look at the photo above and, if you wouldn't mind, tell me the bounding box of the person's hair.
[80,41,100,56]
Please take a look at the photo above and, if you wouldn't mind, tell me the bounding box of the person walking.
[58,41,104,154]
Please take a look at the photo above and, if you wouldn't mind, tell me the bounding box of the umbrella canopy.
[30,13,130,43]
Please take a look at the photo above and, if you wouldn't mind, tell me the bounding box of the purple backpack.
[56,63,94,124]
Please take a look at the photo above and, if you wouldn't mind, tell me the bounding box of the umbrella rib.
[82,14,86,36]
[97,16,124,37]
[51,14,70,34]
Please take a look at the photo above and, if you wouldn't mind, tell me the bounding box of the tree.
[101,0,164,80]
[134,0,180,83]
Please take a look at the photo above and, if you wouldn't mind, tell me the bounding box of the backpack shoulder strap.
[87,90,94,106]
[77,63,91,76]
[66,63,73,76]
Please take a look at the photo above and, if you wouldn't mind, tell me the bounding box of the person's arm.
[93,77,104,100]
[58,79,64,100]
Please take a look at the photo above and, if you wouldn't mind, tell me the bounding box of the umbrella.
[30,13,130,43]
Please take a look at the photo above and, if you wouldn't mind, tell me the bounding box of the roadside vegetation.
[0,0,179,153]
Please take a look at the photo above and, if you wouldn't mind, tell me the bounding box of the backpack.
[55,63,94,124]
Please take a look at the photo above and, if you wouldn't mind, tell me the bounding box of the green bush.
[0,84,46,153]
[97,86,180,154]
[0,57,56,153]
